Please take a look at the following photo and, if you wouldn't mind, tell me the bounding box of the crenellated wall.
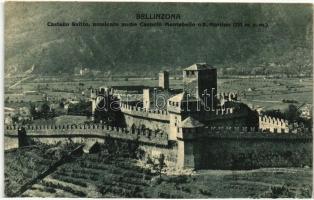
[194,137,312,169]
[120,103,169,121]
[202,126,311,137]
[259,115,290,133]
[4,123,312,170]
[176,125,312,169]
[5,124,169,147]
[120,103,170,132]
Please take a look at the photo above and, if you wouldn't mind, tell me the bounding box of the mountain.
[5,2,313,76]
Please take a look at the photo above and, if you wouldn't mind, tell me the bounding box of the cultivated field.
[5,143,312,198]
[4,143,78,196]
[5,75,312,113]
[218,77,312,111]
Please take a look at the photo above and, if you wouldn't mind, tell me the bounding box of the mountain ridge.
[5,3,313,76]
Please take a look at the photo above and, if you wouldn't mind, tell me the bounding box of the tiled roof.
[168,92,198,103]
[184,63,214,71]
[168,92,187,102]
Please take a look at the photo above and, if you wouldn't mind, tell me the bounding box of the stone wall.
[139,142,178,167]
[177,126,312,169]
[195,137,312,169]
[120,103,169,132]
[5,124,169,147]
[4,124,312,170]
[120,103,169,121]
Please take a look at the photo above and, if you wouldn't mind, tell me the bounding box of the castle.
[4,63,311,169]
[88,63,311,168]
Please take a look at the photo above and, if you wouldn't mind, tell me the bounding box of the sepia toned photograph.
[3,2,313,198]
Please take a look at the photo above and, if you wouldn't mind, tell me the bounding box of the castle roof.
[184,63,214,71]
[168,92,187,102]
[179,117,204,128]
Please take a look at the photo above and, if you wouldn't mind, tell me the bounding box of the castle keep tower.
[183,63,217,108]
[159,71,169,90]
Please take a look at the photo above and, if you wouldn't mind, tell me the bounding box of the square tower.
[183,63,217,108]
[159,71,169,90]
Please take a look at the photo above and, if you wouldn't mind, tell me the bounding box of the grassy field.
[5,143,312,198]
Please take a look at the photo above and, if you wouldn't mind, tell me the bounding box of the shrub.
[182,186,191,193]
[267,185,295,198]
[167,175,188,184]
[199,188,212,196]
[158,192,171,198]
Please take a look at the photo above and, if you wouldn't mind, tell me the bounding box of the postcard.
[4,2,313,198]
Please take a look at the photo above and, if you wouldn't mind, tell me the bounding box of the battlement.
[5,124,169,146]
[201,125,312,140]
[178,125,312,140]
[120,102,169,122]
[6,124,128,131]
[120,103,168,115]
[259,115,289,126]
[178,124,312,141]
[203,126,311,134]
[5,123,312,149]
[259,114,291,133]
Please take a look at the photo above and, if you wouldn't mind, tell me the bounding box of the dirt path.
[9,75,33,89]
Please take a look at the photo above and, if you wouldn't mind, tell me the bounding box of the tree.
[284,104,301,122]
[40,103,51,119]
[154,154,166,178]
[29,103,39,119]
[59,101,64,109]
[263,109,285,119]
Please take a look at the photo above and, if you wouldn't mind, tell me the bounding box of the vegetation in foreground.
[4,140,312,198]
[4,142,79,196]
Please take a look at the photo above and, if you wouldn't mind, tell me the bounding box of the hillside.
[5,3,313,76]
[5,143,312,198]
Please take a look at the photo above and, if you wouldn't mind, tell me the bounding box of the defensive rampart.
[5,124,312,170]
[120,103,170,132]
[5,124,169,147]
[259,115,290,133]
[201,126,311,139]
[194,136,312,169]
[176,125,312,169]
[120,103,169,122]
